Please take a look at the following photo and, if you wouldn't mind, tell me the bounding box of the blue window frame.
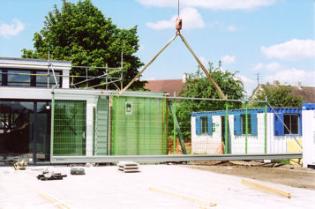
[275,113,301,136]
[195,116,212,136]
[234,113,257,136]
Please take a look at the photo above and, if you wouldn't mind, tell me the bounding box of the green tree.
[22,0,145,89]
[252,84,302,107]
[172,62,245,138]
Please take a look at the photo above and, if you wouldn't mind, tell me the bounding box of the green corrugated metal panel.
[111,96,167,155]
[94,96,108,155]
[53,100,86,156]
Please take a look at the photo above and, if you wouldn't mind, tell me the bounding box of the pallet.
[118,161,140,173]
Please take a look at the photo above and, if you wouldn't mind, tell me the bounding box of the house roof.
[145,79,184,96]
[251,83,315,103]
[291,86,315,103]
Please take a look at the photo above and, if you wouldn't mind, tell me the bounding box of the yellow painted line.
[241,179,291,199]
[39,192,70,209]
[149,187,217,208]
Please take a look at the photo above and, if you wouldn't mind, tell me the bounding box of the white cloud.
[254,62,281,71]
[254,62,315,86]
[0,19,25,38]
[146,7,205,30]
[236,74,256,95]
[221,55,236,64]
[138,0,277,10]
[227,25,237,32]
[261,39,315,60]
[265,68,315,86]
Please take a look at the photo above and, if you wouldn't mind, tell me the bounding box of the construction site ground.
[190,161,315,190]
[1,164,315,209]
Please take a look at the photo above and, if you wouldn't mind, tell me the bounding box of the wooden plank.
[149,187,217,208]
[241,179,291,199]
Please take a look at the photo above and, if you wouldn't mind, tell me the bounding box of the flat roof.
[0,57,71,71]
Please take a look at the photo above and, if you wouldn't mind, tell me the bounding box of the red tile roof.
[145,79,184,96]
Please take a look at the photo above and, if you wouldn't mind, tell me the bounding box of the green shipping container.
[111,96,167,155]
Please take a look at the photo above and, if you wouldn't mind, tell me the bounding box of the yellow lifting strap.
[119,34,178,95]
[119,32,227,100]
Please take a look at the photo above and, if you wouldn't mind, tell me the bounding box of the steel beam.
[51,153,302,164]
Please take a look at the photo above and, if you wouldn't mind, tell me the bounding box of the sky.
[0,0,314,94]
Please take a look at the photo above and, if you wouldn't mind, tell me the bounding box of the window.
[241,114,252,134]
[274,112,301,136]
[0,68,62,88]
[201,117,208,134]
[284,114,298,135]
[7,70,31,87]
[35,71,62,88]
[234,113,257,136]
[53,100,86,156]
[195,116,212,135]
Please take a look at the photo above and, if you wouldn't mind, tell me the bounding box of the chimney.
[182,73,187,83]
[298,81,302,90]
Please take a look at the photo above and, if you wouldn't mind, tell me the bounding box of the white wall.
[192,111,303,155]
[191,115,222,154]
[302,109,315,167]
[231,113,265,154]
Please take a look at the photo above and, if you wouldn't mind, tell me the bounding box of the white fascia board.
[0,58,71,71]
[0,87,52,100]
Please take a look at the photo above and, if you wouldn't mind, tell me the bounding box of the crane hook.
[176,17,182,34]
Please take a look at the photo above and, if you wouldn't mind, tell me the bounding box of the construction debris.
[118,161,140,173]
[37,171,67,181]
[70,167,85,175]
[241,179,291,198]
[13,159,28,170]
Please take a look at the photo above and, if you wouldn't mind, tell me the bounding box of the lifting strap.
[178,33,227,100]
[169,102,187,154]
[119,32,227,100]
[119,34,178,95]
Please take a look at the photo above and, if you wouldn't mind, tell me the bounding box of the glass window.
[53,100,86,156]
[0,100,34,158]
[201,116,208,134]
[36,71,62,88]
[284,114,298,134]
[7,70,31,87]
[0,69,2,85]
[241,114,252,134]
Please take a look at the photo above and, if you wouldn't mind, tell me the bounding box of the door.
[221,116,231,154]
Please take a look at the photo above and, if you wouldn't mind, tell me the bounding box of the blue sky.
[0,0,314,94]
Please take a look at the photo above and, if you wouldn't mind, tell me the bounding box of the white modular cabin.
[191,106,314,155]
[302,103,315,168]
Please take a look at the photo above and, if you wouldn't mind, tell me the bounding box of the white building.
[191,106,313,157]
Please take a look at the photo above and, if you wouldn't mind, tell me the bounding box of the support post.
[224,103,229,154]
[105,63,108,90]
[264,103,268,154]
[245,102,248,154]
[173,102,176,154]
[50,90,55,161]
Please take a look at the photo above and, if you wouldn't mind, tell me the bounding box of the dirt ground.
[189,161,315,190]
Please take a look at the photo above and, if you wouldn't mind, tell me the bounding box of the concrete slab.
[0,165,314,209]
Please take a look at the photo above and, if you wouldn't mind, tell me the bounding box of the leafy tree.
[252,84,302,107]
[22,0,145,89]
[171,62,245,138]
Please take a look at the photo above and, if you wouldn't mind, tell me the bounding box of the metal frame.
[50,153,302,164]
